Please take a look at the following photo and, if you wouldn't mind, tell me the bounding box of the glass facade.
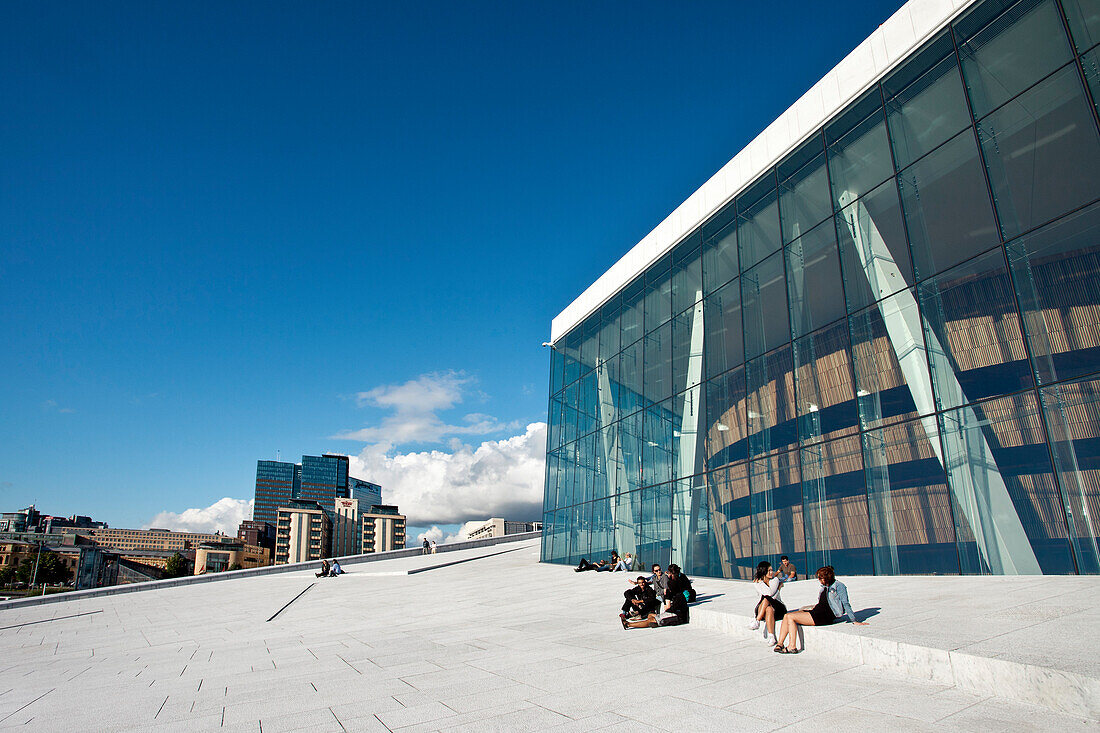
[542,0,1100,577]
[253,460,302,527]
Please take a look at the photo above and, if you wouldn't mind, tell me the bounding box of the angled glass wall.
[543,0,1100,577]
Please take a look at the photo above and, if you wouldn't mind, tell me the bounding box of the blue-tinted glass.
[739,190,782,270]
[598,301,621,362]
[638,483,673,567]
[672,239,703,315]
[801,435,874,574]
[899,131,1000,280]
[643,320,673,404]
[1040,376,1100,573]
[644,258,673,332]
[1063,0,1100,52]
[977,64,1100,239]
[643,400,674,486]
[746,344,798,457]
[918,247,1033,411]
[885,40,972,170]
[742,251,790,360]
[704,366,747,470]
[672,386,706,479]
[703,217,739,294]
[706,462,753,579]
[828,109,894,211]
[850,289,935,429]
[779,148,831,244]
[941,392,1075,573]
[749,450,803,569]
[794,321,859,445]
[862,417,959,574]
[957,0,1074,119]
[786,221,845,337]
[617,339,644,416]
[835,178,914,312]
[620,280,645,348]
[672,303,705,395]
[1006,202,1100,386]
[703,276,744,379]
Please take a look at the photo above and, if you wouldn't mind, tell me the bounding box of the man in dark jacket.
[620,576,659,621]
[660,564,692,625]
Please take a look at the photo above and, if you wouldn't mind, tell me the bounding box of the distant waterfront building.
[275,500,331,565]
[253,460,302,527]
[361,505,406,553]
[236,520,275,551]
[0,506,41,533]
[193,540,270,574]
[332,498,361,557]
[466,518,543,541]
[73,527,222,552]
[299,454,350,509]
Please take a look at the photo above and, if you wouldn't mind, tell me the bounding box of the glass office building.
[542,0,1100,577]
[254,460,302,527]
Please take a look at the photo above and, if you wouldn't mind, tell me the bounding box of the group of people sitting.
[618,562,696,629]
[574,551,635,573]
[752,557,867,653]
[315,558,344,577]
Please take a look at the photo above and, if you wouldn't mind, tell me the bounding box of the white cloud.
[145,497,253,534]
[42,399,76,414]
[333,371,513,445]
[415,521,484,546]
[349,422,547,527]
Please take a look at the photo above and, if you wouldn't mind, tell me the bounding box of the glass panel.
[750,450,804,569]
[836,179,914,312]
[801,435,874,574]
[703,216,739,294]
[676,473,723,578]
[850,288,936,429]
[940,391,1075,574]
[549,347,565,397]
[1064,0,1100,52]
[704,367,748,470]
[885,43,972,170]
[794,321,859,445]
[918,247,1033,411]
[617,338,644,417]
[739,189,782,270]
[637,483,672,568]
[828,109,895,211]
[977,64,1100,239]
[1040,376,1100,573]
[705,462,752,579]
[780,152,832,244]
[644,259,673,332]
[703,276,744,379]
[620,410,644,494]
[643,399,675,487]
[898,131,1000,280]
[672,386,706,480]
[672,303,705,395]
[742,251,790,360]
[620,280,645,348]
[862,416,960,574]
[598,302,621,362]
[643,320,673,404]
[672,241,703,315]
[746,344,798,457]
[1006,202,1100,386]
[957,0,1074,119]
[561,329,583,386]
[786,221,846,337]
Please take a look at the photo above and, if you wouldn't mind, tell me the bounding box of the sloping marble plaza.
[0,538,1096,732]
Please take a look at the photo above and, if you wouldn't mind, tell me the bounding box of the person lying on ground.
[774,565,868,654]
[749,561,786,645]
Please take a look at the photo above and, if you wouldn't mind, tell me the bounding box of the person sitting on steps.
[749,560,786,645]
[315,559,330,578]
[619,576,659,627]
[774,565,868,654]
[624,566,691,628]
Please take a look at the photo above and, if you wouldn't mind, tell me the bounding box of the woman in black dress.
[774,566,868,653]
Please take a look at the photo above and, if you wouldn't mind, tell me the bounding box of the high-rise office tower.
[348,476,382,507]
[332,497,361,557]
[299,454,349,508]
[253,461,301,526]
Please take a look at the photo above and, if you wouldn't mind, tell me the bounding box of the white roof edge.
[550,0,978,344]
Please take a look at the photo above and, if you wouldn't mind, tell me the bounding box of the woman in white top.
[749,561,787,645]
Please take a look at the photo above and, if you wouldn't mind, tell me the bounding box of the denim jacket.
[826,580,856,622]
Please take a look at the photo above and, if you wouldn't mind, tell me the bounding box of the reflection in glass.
[898,131,1000,280]
[801,435,873,574]
[862,417,959,574]
[742,251,790,360]
[739,190,782,270]
[918,247,1033,411]
[828,109,894,211]
[1041,377,1100,573]
[704,366,748,470]
[750,450,804,570]
[885,41,971,170]
[1006,203,1100,386]
[940,392,1073,574]
[794,322,859,445]
[672,240,703,315]
[704,462,752,578]
[786,222,845,337]
[644,259,673,333]
[850,289,935,429]
[643,320,673,404]
[835,179,914,311]
[977,64,1100,239]
[746,345,798,457]
[703,277,744,378]
[1063,0,1100,52]
[703,217,739,294]
[957,0,1073,119]
[780,151,832,244]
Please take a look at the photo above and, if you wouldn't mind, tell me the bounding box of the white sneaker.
[748,620,760,631]
[765,634,777,645]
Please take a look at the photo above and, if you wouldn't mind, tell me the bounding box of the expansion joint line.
[265,583,316,622]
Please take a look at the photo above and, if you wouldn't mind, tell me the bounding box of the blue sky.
[0,1,903,540]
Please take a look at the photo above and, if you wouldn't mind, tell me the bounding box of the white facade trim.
[551,0,979,344]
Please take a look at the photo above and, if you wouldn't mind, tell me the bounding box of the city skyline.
[1,1,904,538]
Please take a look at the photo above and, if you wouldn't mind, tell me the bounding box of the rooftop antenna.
[277,449,281,461]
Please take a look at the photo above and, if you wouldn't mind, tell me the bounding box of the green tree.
[228,563,243,571]
[0,565,14,587]
[163,553,190,578]
[15,552,71,585]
